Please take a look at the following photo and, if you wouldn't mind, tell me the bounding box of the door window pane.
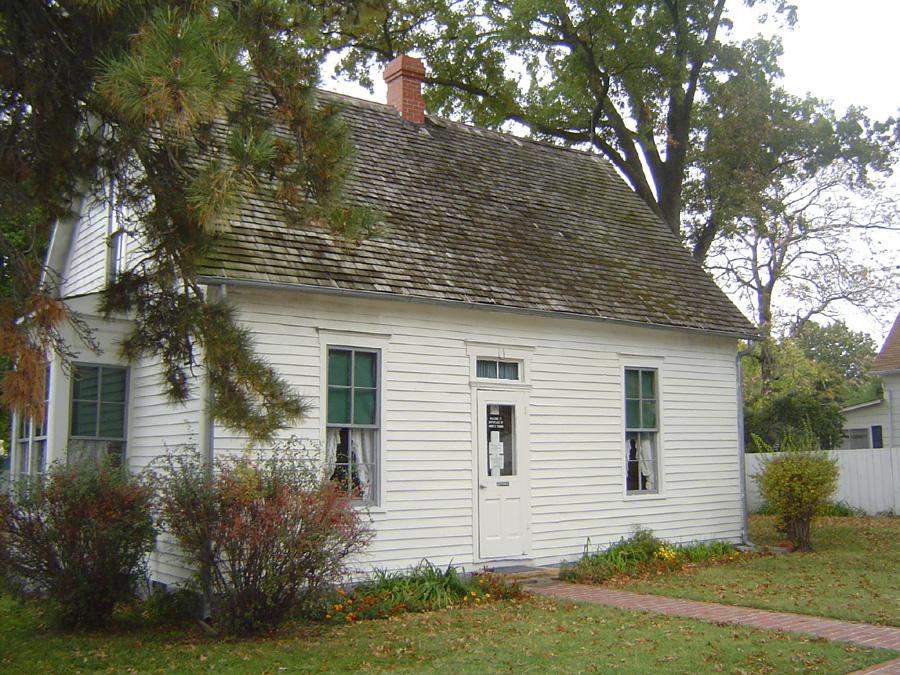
[487,404,515,476]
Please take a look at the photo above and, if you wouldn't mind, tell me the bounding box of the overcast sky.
[756,0,898,122]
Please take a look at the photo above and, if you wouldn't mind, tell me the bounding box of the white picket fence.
[744,447,900,515]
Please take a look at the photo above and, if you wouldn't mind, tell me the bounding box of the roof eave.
[197,274,759,341]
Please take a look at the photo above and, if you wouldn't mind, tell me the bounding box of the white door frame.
[474,388,531,560]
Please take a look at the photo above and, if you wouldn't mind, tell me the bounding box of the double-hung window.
[326,348,379,503]
[68,365,128,466]
[14,367,50,478]
[625,368,658,493]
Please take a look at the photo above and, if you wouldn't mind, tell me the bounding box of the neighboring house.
[12,56,757,583]
[840,312,900,450]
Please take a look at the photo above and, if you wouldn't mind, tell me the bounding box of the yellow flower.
[485,593,491,599]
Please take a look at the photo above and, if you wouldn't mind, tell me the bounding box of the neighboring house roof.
[199,90,755,338]
[872,312,900,373]
[841,398,884,414]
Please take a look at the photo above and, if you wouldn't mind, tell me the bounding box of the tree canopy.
[1,0,379,439]
[743,320,883,450]
[332,0,898,262]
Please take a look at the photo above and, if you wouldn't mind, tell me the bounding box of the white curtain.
[637,436,656,491]
[325,428,376,501]
[350,429,376,501]
[324,429,339,477]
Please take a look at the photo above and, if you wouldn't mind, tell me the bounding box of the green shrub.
[752,425,839,552]
[150,442,373,635]
[0,461,156,628]
[143,586,200,626]
[821,501,856,517]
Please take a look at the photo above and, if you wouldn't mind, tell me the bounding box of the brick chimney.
[384,55,426,124]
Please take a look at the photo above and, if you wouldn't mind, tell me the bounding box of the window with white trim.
[14,367,50,478]
[68,365,128,466]
[326,348,379,503]
[476,359,520,380]
[625,368,658,493]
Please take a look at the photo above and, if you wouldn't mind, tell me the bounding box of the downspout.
[736,340,756,546]
[198,283,225,623]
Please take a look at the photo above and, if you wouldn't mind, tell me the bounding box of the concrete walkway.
[533,581,900,675]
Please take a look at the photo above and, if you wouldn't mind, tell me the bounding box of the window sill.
[624,491,665,500]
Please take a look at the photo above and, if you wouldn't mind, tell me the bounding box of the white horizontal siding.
[206,288,744,574]
[50,286,744,582]
[61,197,108,296]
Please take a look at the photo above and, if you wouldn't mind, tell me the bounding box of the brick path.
[533,581,900,675]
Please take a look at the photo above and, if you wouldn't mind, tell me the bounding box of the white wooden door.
[476,390,530,559]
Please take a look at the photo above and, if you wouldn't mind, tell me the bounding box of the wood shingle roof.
[872,312,900,373]
[198,93,756,338]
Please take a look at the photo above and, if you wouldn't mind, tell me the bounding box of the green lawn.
[625,515,900,627]
[0,593,893,675]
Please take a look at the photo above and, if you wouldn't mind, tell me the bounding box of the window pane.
[71,400,98,436]
[477,360,497,378]
[625,400,640,429]
[99,402,126,437]
[354,351,376,388]
[625,370,639,399]
[642,401,656,429]
[498,361,519,380]
[328,350,351,386]
[641,371,655,399]
[872,425,884,449]
[327,387,351,424]
[72,367,99,400]
[100,369,127,402]
[353,389,376,425]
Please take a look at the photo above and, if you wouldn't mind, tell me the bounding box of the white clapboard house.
[12,56,757,583]
[841,311,900,450]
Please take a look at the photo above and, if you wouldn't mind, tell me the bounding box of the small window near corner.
[476,359,519,380]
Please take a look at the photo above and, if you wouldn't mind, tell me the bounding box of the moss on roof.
[199,93,756,338]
